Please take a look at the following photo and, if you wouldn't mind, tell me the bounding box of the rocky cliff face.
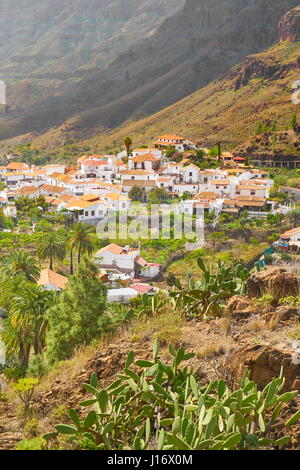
[0,0,299,143]
[279,5,300,41]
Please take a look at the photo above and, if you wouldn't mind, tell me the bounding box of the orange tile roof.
[105,193,128,201]
[237,185,266,190]
[157,134,185,141]
[82,160,107,166]
[96,243,138,256]
[65,200,100,210]
[281,226,300,239]
[7,162,29,170]
[120,170,154,175]
[209,180,231,185]
[157,177,172,182]
[17,185,40,195]
[122,180,156,187]
[131,154,158,163]
[80,194,100,202]
[97,243,123,255]
[40,184,65,193]
[194,192,217,200]
[38,269,68,290]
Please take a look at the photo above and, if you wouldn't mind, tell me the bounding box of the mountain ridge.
[0,0,299,145]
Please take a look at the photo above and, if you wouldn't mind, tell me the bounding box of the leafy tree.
[195,149,205,159]
[3,252,40,282]
[208,146,219,157]
[129,185,146,202]
[148,187,170,205]
[37,231,66,270]
[181,191,192,201]
[46,258,107,363]
[165,146,176,160]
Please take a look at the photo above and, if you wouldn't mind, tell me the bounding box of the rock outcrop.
[279,5,300,41]
[225,295,261,318]
[247,267,299,301]
[223,344,300,391]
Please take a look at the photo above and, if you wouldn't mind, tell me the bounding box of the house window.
[98,210,103,216]
[91,211,95,217]
[189,172,192,176]
[251,191,255,196]
[85,211,89,217]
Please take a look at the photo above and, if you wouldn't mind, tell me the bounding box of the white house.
[43,164,66,177]
[182,164,201,184]
[94,243,161,279]
[205,180,233,197]
[128,154,160,171]
[235,184,268,199]
[64,200,108,222]
[94,244,139,276]
[156,177,175,191]
[173,183,199,195]
[3,202,17,217]
[280,226,300,248]
[37,269,68,292]
[153,135,197,153]
[107,287,139,303]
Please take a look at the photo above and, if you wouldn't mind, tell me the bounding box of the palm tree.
[37,231,66,270]
[3,252,40,282]
[10,284,55,356]
[1,283,55,367]
[68,222,95,270]
[124,136,132,156]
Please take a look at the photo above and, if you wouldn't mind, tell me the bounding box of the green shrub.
[24,418,39,438]
[10,378,38,412]
[15,437,46,451]
[49,405,70,425]
[279,296,300,307]
[255,294,276,307]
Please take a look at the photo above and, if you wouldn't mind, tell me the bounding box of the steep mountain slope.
[0,0,184,106]
[28,7,300,158]
[0,0,299,144]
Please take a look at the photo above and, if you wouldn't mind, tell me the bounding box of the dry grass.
[217,317,232,336]
[130,305,184,348]
[242,316,266,333]
[266,314,282,331]
[196,339,232,359]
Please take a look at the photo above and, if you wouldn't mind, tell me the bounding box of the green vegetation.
[45,258,108,363]
[172,258,250,319]
[47,342,300,450]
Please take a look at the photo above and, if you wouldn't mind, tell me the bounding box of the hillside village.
[2,134,275,218]
[0,133,297,303]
